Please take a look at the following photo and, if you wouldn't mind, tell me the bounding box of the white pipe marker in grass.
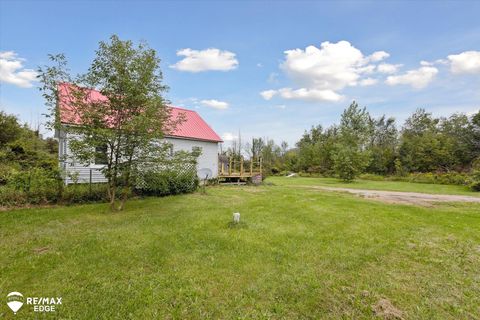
[233,212,240,223]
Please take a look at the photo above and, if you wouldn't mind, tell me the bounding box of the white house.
[55,83,223,184]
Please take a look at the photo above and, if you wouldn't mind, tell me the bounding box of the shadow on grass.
[227,221,248,229]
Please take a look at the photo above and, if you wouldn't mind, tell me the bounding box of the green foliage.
[38,35,192,211]
[332,143,369,182]
[292,105,479,185]
[468,170,480,191]
[0,183,110,207]
[331,101,372,181]
[137,169,199,196]
[358,173,386,181]
[61,184,110,203]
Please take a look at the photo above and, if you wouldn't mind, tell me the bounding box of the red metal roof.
[58,83,222,143]
[167,107,223,142]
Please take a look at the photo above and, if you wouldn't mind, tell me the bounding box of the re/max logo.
[27,297,62,305]
[26,296,62,312]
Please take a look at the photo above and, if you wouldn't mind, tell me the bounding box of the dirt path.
[298,185,480,206]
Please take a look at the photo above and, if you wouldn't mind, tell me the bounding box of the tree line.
[226,102,480,184]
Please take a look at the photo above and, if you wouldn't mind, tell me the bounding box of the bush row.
[0,167,199,208]
[359,171,480,191]
[136,169,199,196]
[294,171,480,191]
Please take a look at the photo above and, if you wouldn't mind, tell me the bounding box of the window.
[94,144,108,165]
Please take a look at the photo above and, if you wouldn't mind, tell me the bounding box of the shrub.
[468,170,480,191]
[332,145,369,182]
[7,168,62,204]
[397,172,468,185]
[137,169,198,196]
[61,184,109,204]
[0,167,199,208]
[0,187,28,206]
[0,164,17,185]
[359,173,385,181]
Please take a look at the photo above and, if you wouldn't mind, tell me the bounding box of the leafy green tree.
[38,35,194,211]
[0,111,23,147]
[333,101,372,181]
[332,143,370,181]
[399,109,453,172]
[366,116,398,174]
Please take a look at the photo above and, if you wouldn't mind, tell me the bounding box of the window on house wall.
[95,144,108,165]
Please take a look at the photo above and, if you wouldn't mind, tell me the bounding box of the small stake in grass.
[233,212,240,224]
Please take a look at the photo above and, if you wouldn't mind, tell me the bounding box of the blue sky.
[1,1,479,146]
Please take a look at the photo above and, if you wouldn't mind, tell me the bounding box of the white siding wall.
[58,129,219,184]
[58,131,108,184]
[166,137,219,179]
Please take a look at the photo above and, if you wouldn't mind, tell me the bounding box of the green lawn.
[268,176,480,196]
[1,182,480,319]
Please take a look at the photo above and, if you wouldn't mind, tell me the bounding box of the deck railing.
[219,156,262,178]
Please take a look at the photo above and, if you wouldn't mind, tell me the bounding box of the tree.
[366,116,398,174]
[0,111,22,147]
[333,101,372,181]
[399,109,452,172]
[38,35,192,211]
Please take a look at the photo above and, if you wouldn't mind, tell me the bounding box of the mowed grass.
[268,176,480,196]
[1,183,480,319]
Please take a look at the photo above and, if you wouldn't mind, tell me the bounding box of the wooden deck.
[218,156,262,181]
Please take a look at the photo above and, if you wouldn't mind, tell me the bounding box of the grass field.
[1,180,480,319]
[269,176,480,196]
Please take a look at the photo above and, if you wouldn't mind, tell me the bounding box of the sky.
[1,0,480,147]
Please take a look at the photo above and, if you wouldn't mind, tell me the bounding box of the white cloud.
[221,132,238,141]
[200,99,229,109]
[377,63,402,74]
[263,41,390,102]
[367,51,390,62]
[170,48,238,72]
[260,89,277,100]
[420,60,434,66]
[359,78,378,86]
[447,51,480,74]
[275,104,286,109]
[386,66,438,89]
[0,51,37,88]
[262,88,343,102]
[281,41,369,90]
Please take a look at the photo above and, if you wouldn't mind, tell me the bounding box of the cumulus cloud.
[0,51,37,88]
[447,51,480,74]
[170,48,238,72]
[200,99,229,109]
[262,88,343,102]
[367,51,390,62]
[260,89,277,100]
[386,66,438,89]
[377,63,402,74]
[359,78,378,86]
[261,41,392,102]
[221,132,238,141]
[280,41,368,90]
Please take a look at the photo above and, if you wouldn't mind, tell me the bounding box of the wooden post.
[229,157,232,175]
[240,157,244,176]
[221,162,225,175]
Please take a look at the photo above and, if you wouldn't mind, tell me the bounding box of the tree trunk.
[109,183,117,211]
